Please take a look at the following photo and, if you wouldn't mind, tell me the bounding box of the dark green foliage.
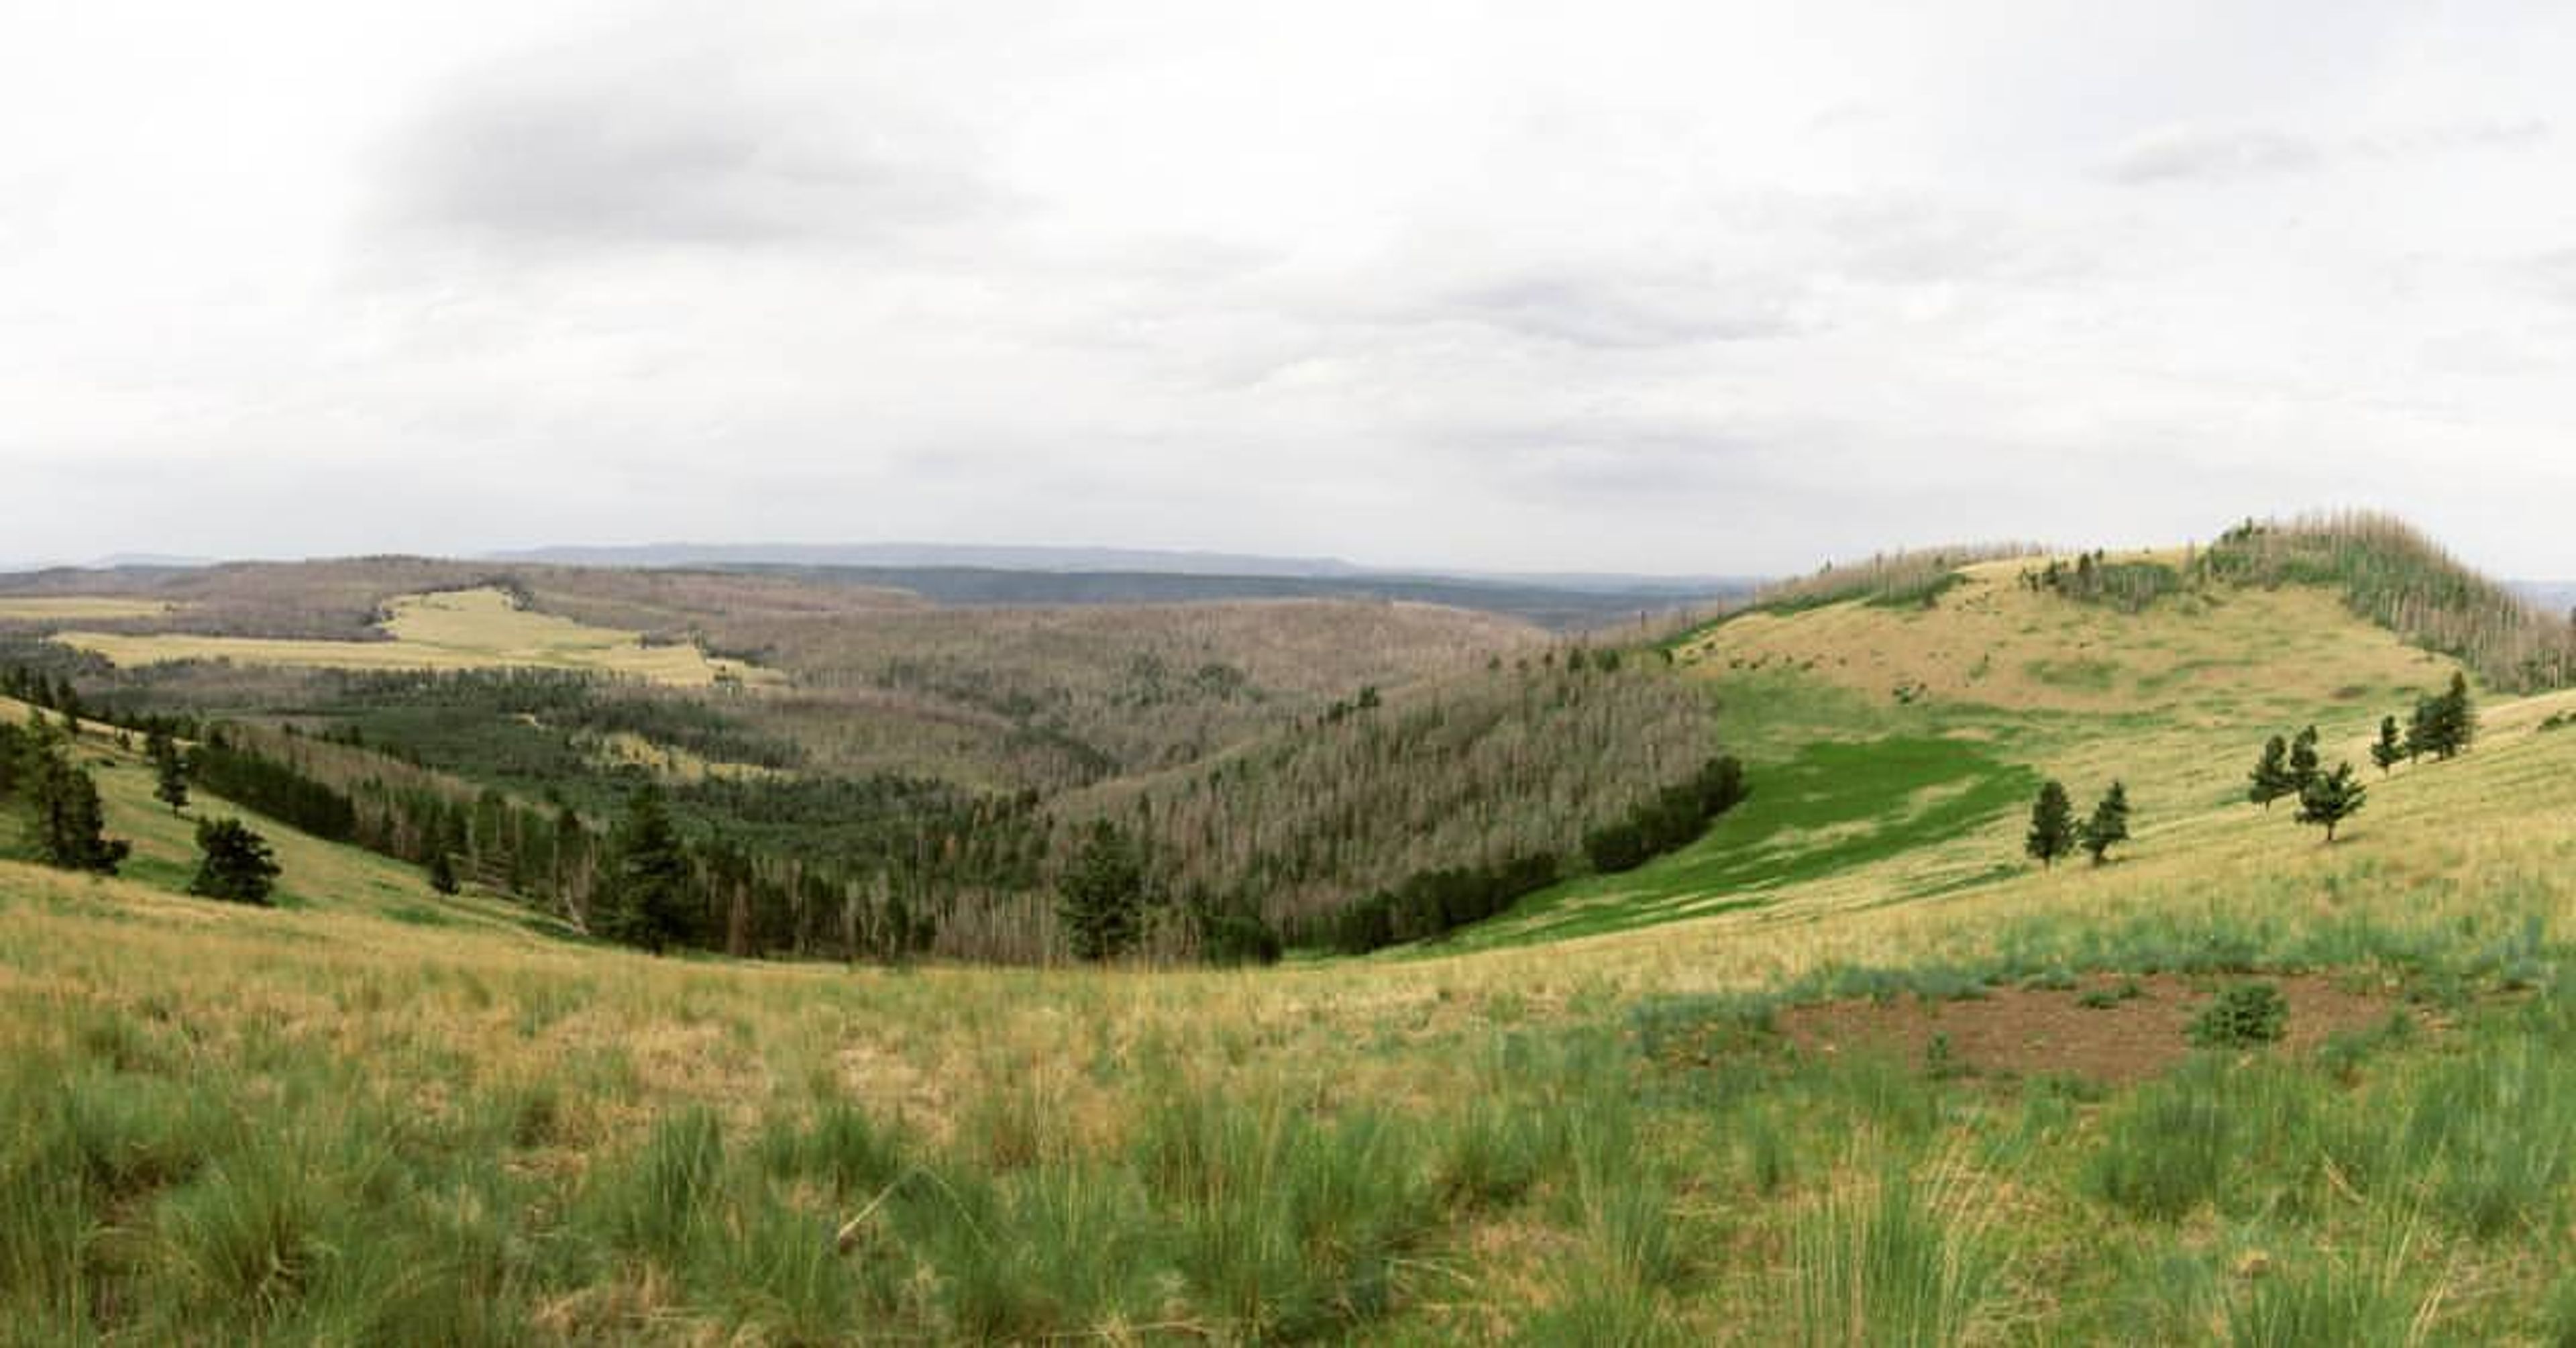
[2297,762,2367,843]
[1583,756,1748,874]
[148,728,189,813]
[2410,672,2475,760]
[2189,982,2288,1048]
[2079,781,2131,866]
[2029,552,2184,612]
[2370,716,2403,776]
[0,718,27,800]
[1191,900,1283,966]
[599,786,696,953]
[426,848,459,896]
[189,741,359,843]
[188,818,281,906]
[2287,726,2321,794]
[2248,736,2292,810]
[1058,819,1146,962]
[2025,780,2076,869]
[20,738,129,874]
[1322,852,1561,954]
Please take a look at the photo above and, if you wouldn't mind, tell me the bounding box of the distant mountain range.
[481,541,1749,594]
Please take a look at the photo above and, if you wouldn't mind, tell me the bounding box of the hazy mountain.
[482,541,1374,578]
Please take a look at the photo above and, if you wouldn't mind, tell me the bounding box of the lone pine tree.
[1059,819,1148,961]
[2079,781,2132,866]
[2026,780,2077,869]
[2248,735,2294,810]
[2298,761,2367,843]
[189,817,280,906]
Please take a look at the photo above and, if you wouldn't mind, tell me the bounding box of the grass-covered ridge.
[2198,511,2576,692]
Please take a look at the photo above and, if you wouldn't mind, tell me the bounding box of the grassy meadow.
[50,588,768,689]
[11,558,2576,1341]
[0,600,182,623]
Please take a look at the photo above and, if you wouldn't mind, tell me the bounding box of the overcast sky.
[7,2,2576,576]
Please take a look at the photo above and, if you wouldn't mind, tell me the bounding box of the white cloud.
[7,1,2576,576]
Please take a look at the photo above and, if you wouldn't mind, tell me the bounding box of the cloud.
[1442,271,1799,349]
[378,44,1005,253]
[2103,127,2328,185]
[2104,118,2549,185]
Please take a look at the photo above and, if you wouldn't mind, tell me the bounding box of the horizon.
[14,515,2576,590]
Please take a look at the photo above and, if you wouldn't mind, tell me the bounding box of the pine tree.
[600,785,695,953]
[2369,716,2403,776]
[2288,726,2321,794]
[148,730,189,813]
[1059,819,1147,960]
[2025,780,2076,869]
[2406,695,2434,764]
[26,745,129,874]
[188,817,280,905]
[2297,762,2367,842]
[2430,672,2475,759]
[2078,781,2131,866]
[2248,735,2293,810]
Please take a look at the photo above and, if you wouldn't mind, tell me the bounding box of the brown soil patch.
[1776,973,2406,1086]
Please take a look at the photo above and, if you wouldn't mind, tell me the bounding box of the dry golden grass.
[0,596,181,621]
[1685,557,2440,715]
[52,586,772,688]
[12,566,2576,1340]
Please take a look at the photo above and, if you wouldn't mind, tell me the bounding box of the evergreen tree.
[2078,781,2131,866]
[600,785,695,953]
[427,847,460,896]
[2025,780,2076,869]
[148,730,189,813]
[2247,735,2294,810]
[2426,672,2475,759]
[2297,762,2367,843]
[2369,716,2403,776]
[25,745,129,874]
[2406,695,2435,765]
[2288,726,2321,794]
[0,719,26,799]
[188,817,280,905]
[1059,819,1147,960]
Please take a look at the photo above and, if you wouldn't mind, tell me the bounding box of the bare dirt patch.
[1777,972,2406,1086]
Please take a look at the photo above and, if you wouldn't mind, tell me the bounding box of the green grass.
[1444,736,2039,949]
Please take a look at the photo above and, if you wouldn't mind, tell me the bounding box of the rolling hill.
[11,514,2576,1341]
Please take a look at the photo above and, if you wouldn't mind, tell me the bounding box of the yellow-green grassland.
[11,535,2576,1343]
[51,587,768,688]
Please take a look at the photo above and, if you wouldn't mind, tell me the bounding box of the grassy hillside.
[1430,550,2451,953]
[16,523,2576,1340]
[11,654,2576,1339]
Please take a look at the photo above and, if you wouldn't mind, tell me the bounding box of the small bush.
[2190,983,2288,1049]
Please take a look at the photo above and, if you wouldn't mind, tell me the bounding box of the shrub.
[2190,983,2288,1049]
